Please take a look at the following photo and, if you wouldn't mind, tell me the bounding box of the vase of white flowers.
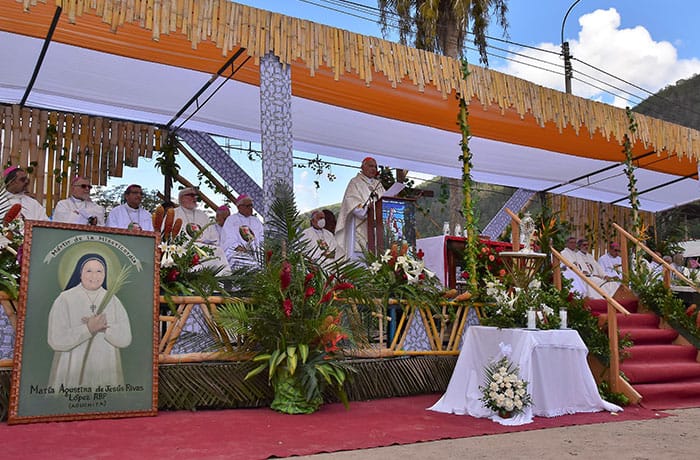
[479,356,532,418]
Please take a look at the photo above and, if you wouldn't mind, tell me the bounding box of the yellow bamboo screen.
[0,104,162,212]
[550,194,654,257]
[11,0,696,162]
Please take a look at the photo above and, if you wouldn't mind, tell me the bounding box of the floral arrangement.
[364,241,443,305]
[0,202,24,298]
[153,205,222,300]
[480,355,532,418]
[458,240,508,293]
[215,183,372,414]
[480,276,561,330]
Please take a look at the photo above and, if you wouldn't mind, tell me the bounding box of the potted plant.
[216,183,372,414]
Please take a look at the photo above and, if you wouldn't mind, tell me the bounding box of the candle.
[527,308,536,329]
[560,308,568,329]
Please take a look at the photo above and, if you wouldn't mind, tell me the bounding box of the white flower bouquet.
[479,356,532,418]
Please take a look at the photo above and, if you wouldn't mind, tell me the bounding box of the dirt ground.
[294,408,700,460]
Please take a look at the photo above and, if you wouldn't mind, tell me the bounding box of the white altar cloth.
[429,326,622,425]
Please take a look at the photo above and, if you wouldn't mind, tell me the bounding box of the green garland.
[622,108,641,239]
[458,59,479,293]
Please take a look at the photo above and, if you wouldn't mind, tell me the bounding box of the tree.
[378,0,509,63]
[93,184,161,214]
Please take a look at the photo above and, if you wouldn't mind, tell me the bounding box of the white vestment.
[6,192,48,221]
[300,225,343,265]
[106,204,154,231]
[598,252,622,279]
[335,173,385,259]
[47,285,132,388]
[578,251,619,299]
[560,247,588,297]
[173,206,229,274]
[52,196,106,225]
[220,212,264,269]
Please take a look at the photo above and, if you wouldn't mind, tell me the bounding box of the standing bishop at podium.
[335,157,386,260]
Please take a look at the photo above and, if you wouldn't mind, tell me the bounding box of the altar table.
[428,326,622,425]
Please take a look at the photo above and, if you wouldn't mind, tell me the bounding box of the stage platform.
[0,355,457,420]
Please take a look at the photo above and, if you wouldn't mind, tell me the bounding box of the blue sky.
[110,1,700,212]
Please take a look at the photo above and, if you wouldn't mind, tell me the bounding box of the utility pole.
[560,0,582,94]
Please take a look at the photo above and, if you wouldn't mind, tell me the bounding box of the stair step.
[634,380,700,410]
[626,344,698,362]
[622,361,700,384]
[585,298,638,314]
[598,313,659,328]
[619,327,678,344]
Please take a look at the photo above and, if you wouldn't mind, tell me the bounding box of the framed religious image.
[8,221,160,424]
[379,197,416,250]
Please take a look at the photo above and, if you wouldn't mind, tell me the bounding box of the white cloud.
[494,8,700,107]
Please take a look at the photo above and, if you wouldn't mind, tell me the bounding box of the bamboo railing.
[505,208,631,396]
[0,293,479,369]
[613,223,700,294]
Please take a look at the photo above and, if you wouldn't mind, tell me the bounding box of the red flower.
[324,332,348,353]
[305,286,316,298]
[498,269,506,277]
[3,203,22,224]
[332,282,354,292]
[419,273,425,280]
[320,291,334,303]
[460,271,469,279]
[191,254,200,266]
[488,254,495,262]
[416,249,424,260]
[305,272,315,285]
[167,268,180,281]
[280,261,292,290]
[283,298,293,318]
[266,250,273,263]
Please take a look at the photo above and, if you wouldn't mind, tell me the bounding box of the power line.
[298,0,695,117]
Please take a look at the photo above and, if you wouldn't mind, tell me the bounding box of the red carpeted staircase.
[586,298,700,410]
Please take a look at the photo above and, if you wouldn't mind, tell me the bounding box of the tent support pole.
[20,6,62,107]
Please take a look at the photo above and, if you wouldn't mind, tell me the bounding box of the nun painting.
[47,253,132,388]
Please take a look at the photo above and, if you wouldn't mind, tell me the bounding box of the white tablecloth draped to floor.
[428,326,622,425]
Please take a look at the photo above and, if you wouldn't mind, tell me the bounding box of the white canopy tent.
[1,2,699,213]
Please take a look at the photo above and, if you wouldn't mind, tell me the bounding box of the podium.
[366,196,416,254]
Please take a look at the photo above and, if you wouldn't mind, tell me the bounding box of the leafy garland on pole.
[458,59,479,293]
[154,132,180,203]
[622,107,642,268]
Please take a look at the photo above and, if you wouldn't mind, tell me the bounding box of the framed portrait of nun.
[8,221,160,424]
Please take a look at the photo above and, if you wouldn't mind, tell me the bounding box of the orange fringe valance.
[13,0,700,162]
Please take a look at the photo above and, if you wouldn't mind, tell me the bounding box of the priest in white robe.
[106,184,154,231]
[3,166,48,221]
[301,210,342,266]
[335,157,385,260]
[221,194,264,269]
[52,176,105,226]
